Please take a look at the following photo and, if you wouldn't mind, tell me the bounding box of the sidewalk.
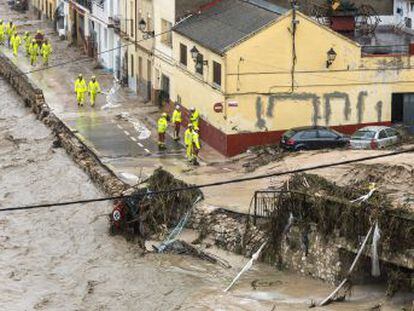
[1,11,265,213]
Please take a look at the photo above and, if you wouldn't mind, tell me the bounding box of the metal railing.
[252,190,282,225]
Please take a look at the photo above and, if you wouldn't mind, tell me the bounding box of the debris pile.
[110,168,203,240]
[264,174,413,258]
[242,144,288,172]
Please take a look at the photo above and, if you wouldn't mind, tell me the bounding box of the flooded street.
[1,75,412,310]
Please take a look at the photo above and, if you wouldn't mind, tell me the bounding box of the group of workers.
[74,74,102,107]
[158,106,201,164]
[0,20,52,65]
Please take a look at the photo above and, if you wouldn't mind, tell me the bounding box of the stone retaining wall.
[189,206,343,284]
[0,53,127,196]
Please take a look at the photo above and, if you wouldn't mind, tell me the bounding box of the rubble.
[242,144,289,172]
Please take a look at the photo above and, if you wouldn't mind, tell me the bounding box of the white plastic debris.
[371,222,381,277]
[102,78,121,110]
[118,172,139,185]
[224,241,267,292]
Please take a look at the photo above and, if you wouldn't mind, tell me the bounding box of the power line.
[1,147,413,213]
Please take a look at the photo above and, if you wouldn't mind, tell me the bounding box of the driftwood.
[153,240,231,268]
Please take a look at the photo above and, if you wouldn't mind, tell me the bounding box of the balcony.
[74,0,92,11]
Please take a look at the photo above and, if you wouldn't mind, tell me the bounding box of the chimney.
[330,14,356,33]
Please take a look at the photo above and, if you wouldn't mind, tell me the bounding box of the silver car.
[350,126,401,149]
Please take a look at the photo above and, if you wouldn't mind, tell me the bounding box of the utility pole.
[290,0,298,92]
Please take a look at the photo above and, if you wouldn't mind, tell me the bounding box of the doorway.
[392,93,414,125]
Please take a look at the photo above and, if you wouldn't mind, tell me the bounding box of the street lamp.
[138,18,154,38]
[190,46,199,62]
[326,48,337,68]
[191,45,208,68]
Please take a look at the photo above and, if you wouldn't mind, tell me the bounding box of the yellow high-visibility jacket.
[0,23,5,36]
[29,42,39,56]
[41,42,52,57]
[88,80,101,94]
[172,109,182,123]
[6,23,16,37]
[10,35,21,48]
[192,131,200,149]
[184,128,193,146]
[157,117,168,133]
[190,110,200,127]
[74,78,87,93]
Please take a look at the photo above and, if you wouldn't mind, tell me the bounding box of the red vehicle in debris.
[109,188,148,235]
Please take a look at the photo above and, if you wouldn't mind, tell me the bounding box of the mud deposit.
[0,74,412,309]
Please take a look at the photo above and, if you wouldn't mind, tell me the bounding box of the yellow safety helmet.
[188,123,193,128]
[32,39,36,42]
[162,112,168,118]
[78,74,83,78]
[91,75,96,80]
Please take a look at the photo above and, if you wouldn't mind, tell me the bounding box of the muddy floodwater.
[0,79,412,311]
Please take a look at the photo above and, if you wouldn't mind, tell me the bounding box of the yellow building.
[172,0,414,156]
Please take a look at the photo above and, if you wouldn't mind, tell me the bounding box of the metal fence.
[252,190,282,225]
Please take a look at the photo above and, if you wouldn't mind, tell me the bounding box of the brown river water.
[0,70,412,310]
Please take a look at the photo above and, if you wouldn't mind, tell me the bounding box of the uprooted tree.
[109,168,203,240]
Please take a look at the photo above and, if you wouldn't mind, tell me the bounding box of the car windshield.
[351,130,376,140]
[283,130,296,139]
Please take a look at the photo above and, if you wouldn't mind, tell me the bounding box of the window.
[378,130,387,139]
[138,56,142,81]
[130,2,134,37]
[213,61,221,87]
[299,130,318,140]
[161,19,172,47]
[130,54,134,77]
[180,43,187,66]
[319,130,338,139]
[147,14,152,32]
[385,128,398,138]
[196,53,204,75]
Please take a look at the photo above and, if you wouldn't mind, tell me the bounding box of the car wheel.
[296,146,306,151]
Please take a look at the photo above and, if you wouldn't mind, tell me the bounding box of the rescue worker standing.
[74,74,87,107]
[189,107,200,129]
[29,39,39,66]
[10,32,21,57]
[184,124,194,161]
[23,31,31,56]
[171,105,182,141]
[0,20,5,45]
[191,127,201,165]
[40,39,52,65]
[88,75,101,107]
[157,113,168,149]
[6,21,16,48]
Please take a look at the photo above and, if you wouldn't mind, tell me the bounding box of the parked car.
[350,126,401,150]
[280,126,349,151]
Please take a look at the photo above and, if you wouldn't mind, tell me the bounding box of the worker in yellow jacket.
[184,123,194,161]
[157,113,168,149]
[29,39,39,66]
[74,74,87,107]
[88,75,101,107]
[23,32,31,56]
[40,39,52,65]
[6,21,16,48]
[10,32,21,57]
[171,105,182,141]
[189,107,200,129]
[191,127,201,165]
[0,20,5,45]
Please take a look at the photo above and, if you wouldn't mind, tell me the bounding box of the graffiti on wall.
[255,91,382,129]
